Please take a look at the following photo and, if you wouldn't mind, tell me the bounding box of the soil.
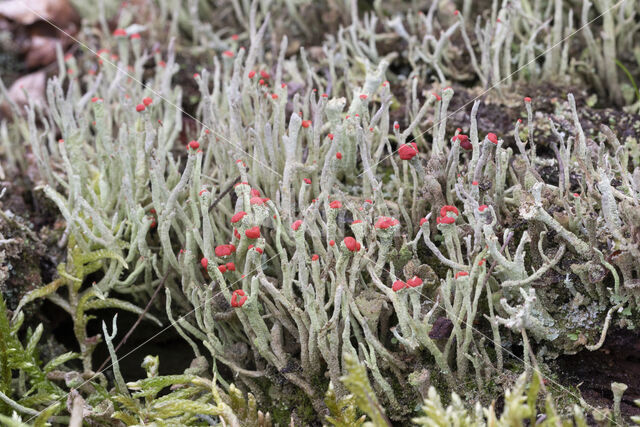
[0,177,64,311]
[556,328,640,419]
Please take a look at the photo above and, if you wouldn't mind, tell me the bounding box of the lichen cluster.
[1,0,640,425]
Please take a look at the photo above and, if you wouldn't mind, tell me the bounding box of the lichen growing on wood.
[1,0,640,425]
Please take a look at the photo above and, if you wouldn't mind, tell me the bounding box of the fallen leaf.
[0,0,78,26]
[428,317,454,339]
[6,71,47,108]
[24,34,58,68]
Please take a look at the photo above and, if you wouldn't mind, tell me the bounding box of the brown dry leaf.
[0,0,78,26]
[7,71,46,108]
[24,34,58,67]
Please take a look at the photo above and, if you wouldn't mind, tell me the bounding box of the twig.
[208,176,241,213]
[96,270,170,373]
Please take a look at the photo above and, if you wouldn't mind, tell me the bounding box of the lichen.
[1,0,639,425]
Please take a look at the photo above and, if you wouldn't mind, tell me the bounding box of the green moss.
[270,389,317,425]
